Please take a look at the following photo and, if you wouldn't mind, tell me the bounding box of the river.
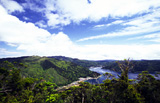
[86,67,160,84]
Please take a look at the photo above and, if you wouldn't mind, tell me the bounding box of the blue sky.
[0,0,160,60]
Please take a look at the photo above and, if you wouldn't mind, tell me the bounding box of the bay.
[86,67,160,84]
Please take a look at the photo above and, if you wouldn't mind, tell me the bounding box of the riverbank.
[56,75,102,92]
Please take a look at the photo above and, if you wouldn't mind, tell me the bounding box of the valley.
[1,56,160,103]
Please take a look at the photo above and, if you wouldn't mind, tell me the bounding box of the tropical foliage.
[0,56,99,86]
[0,58,160,103]
[103,60,160,73]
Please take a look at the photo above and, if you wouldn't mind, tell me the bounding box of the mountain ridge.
[0,56,99,86]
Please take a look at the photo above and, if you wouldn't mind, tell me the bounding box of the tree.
[117,58,133,82]
[137,71,160,103]
[113,59,143,103]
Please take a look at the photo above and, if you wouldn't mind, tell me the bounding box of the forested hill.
[0,56,99,86]
[50,56,160,73]
[49,56,114,67]
[103,60,160,73]
[1,58,160,103]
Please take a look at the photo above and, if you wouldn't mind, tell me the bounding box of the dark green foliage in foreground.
[136,71,160,103]
[0,61,58,103]
[59,59,160,103]
[0,56,98,86]
[1,60,160,103]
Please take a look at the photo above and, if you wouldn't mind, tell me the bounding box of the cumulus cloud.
[19,0,160,28]
[48,0,160,27]
[16,32,75,57]
[0,0,24,13]
[45,13,71,28]
[35,20,47,28]
[55,0,159,21]
[21,0,44,12]
[0,6,50,45]
[0,5,160,60]
[0,5,76,58]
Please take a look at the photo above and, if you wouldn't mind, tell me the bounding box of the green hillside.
[50,56,114,67]
[102,60,160,73]
[1,59,160,103]
[0,56,99,86]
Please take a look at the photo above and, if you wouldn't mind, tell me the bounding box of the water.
[86,67,160,84]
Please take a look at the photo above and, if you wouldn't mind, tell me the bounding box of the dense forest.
[50,56,160,73]
[102,60,160,73]
[0,56,99,86]
[50,56,114,68]
[0,57,160,103]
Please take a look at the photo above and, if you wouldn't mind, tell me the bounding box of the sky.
[0,0,160,60]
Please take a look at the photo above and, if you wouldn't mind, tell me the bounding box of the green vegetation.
[0,61,58,103]
[1,57,160,103]
[0,56,98,86]
[50,56,113,68]
[103,60,160,73]
[51,56,160,73]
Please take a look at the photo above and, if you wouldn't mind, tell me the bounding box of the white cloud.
[94,20,124,28]
[23,16,30,21]
[16,42,160,60]
[108,20,124,26]
[0,5,76,58]
[128,33,160,41]
[94,24,106,28]
[77,8,160,42]
[52,0,160,26]
[45,13,71,28]
[21,0,71,28]
[76,44,160,60]
[0,0,24,13]
[16,32,75,56]
[0,48,22,58]
[0,5,50,45]
[20,0,160,28]
[150,39,160,43]
[132,33,160,43]
[35,20,47,28]
[45,0,56,11]
[0,5,160,60]
[21,1,44,13]
[7,43,17,47]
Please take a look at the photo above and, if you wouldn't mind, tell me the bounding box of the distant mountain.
[0,56,99,86]
[1,56,159,86]
[49,56,115,68]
